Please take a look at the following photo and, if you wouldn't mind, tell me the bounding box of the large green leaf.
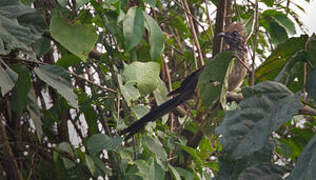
[55,142,76,169]
[86,134,122,155]
[118,74,140,106]
[197,51,233,107]
[306,67,316,104]
[78,92,98,135]
[261,0,275,7]
[11,64,31,114]
[123,61,160,94]
[275,51,307,92]
[144,0,156,8]
[0,0,46,55]
[123,7,144,51]
[239,163,285,180]
[215,81,302,159]
[144,13,164,60]
[263,10,296,35]
[85,154,96,176]
[143,136,168,161]
[27,87,43,140]
[287,135,316,180]
[255,35,308,82]
[0,59,17,96]
[34,65,78,108]
[50,14,98,61]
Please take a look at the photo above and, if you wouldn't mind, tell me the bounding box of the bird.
[119,22,248,140]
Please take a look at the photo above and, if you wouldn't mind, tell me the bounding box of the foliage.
[0,0,315,179]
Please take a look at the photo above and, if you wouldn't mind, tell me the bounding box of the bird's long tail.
[119,94,185,139]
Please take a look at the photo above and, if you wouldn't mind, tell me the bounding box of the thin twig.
[204,0,214,38]
[183,0,205,66]
[249,0,259,86]
[173,0,212,43]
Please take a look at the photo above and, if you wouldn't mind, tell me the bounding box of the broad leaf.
[144,0,156,8]
[123,7,144,51]
[11,64,31,114]
[275,50,307,92]
[86,134,122,155]
[0,0,46,55]
[123,61,160,94]
[306,67,316,104]
[168,164,181,180]
[216,81,302,159]
[255,36,308,82]
[0,60,17,96]
[144,13,164,60]
[50,14,97,61]
[197,51,233,107]
[118,74,140,106]
[239,163,285,180]
[143,136,168,161]
[261,0,275,7]
[34,65,78,108]
[85,154,96,176]
[27,88,43,140]
[287,135,316,180]
[263,10,296,35]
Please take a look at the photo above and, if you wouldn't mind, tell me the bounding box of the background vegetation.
[0,0,315,179]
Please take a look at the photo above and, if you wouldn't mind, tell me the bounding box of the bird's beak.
[217,32,226,37]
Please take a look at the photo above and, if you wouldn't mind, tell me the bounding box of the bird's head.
[218,23,246,52]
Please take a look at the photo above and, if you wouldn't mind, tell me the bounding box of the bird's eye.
[232,31,238,37]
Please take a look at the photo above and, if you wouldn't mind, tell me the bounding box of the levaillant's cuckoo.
[120,23,248,139]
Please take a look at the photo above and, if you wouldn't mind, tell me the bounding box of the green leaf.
[197,51,233,107]
[134,159,151,179]
[287,135,316,180]
[267,21,288,46]
[215,81,302,159]
[306,34,316,66]
[123,7,144,51]
[144,13,164,60]
[34,65,78,108]
[118,74,140,106]
[306,67,316,104]
[263,10,296,35]
[275,51,307,87]
[168,164,181,180]
[175,167,194,180]
[153,79,170,123]
[143,136,168,161]
[131,105,150,119]
[0,0,46,55]
[86,134,122,155]
[56,54,81,68]
[78,92,98,135]
[85,154,96,176]
[144,0,156,7]
[56,142,76,169]
[123,61,160,94]
[27,88,43,140]
[239,163,285,180]
[50,14,97,61]
[261,0,274,7]
[0,60,17,96]
[255,35,308,82]
[11,64,31,114]
[32,37,51,56]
